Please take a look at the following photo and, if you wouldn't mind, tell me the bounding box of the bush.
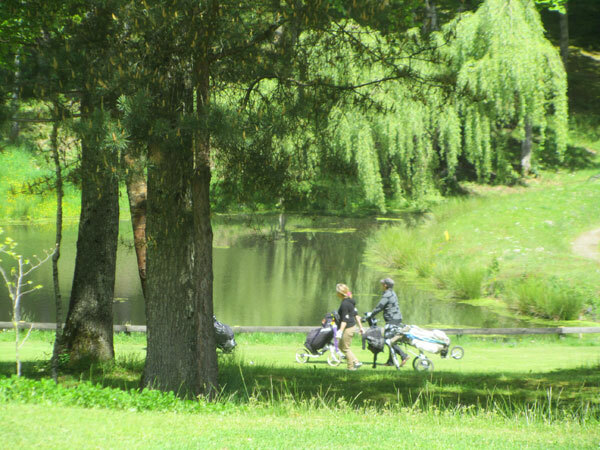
[508,276,586,320]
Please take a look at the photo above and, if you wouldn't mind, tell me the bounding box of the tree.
[49,101,64,382]
[0,1,124,365]
[2,0,569,395]
[41,2,125,365]
[0,229,54,376]
[115,0,422,396]
[212,0,568,212]
[440,0,567,178]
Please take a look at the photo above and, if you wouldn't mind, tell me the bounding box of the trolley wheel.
[327,352,342,367]
[295,347,309,364]
[413,357,434,372]
[412,356,419,370]
[450,346,464,360]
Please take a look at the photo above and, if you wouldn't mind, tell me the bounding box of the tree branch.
[210,17,286,62]
[11,114,81,123]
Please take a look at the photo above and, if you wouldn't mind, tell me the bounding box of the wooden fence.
[1,322,600,336]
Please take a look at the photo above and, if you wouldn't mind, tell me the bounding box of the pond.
[0,214,522,328]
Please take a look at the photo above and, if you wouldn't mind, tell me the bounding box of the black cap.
[380,278,394,288]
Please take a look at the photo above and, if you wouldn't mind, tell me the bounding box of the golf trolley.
[388,325,464,372]
[296,312,346,367]
[295,340,345,367]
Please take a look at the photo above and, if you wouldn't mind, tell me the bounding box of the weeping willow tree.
[442,0,568,178]
[315,0,568,211]
[298,27,462,212]
[324,82,458,212]
[211,0,568,213]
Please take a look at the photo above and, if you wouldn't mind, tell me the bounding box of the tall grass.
[0,365,598,424]
[434,263,486,299]
[367,225,488,299]
[508,275,587,320]
[365,225,437,274]
[2,330,600,440]
[568,112,600,152]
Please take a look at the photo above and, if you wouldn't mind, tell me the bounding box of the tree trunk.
[9,52,20,142]
[142,62,218,396]
[49,102,64,381]
[521,121,533,175]
[422,0,438,33]
[61,95,119,363]
[123,152,148,298]
[191,66,218,396]
[559,8,569,67]
[142,136,200,395]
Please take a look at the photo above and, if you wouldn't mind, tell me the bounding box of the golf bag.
[322,310,340,328]
[361,315,385,368]
[304,325,334,354]
[304,310,340,354]
[214,316,236,353]
[401,326,450,354]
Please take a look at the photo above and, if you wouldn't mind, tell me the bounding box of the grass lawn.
[1,331,599,448]
[1,403,598,449]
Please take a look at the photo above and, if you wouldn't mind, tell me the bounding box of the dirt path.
[572,227,600,261]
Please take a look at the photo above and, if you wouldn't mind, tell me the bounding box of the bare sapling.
[0,228,56,376]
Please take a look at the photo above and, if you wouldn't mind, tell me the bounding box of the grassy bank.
[0,144,131,222]
[363,44,600,325]
[0,145,81,221]
[0,331,599,449]
[367,161,600,324]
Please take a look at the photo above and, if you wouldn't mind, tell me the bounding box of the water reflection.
[0,215,522,327]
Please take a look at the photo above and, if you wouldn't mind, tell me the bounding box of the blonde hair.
[336,283,352,298]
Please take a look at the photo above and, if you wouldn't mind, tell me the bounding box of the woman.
[335,283,364,370]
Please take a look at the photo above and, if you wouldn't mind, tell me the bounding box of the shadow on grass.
[2,358,598,414]
[214,362,600,411]
[568,51,600,117]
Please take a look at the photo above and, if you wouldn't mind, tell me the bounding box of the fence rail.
[1,322,600,336]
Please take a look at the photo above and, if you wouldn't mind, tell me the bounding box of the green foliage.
[220,0,570,212]
[0,376,233,412]
[508,275,587,320]
[444,0,568,178]
[3,0,571,216]
[535,0,568,13]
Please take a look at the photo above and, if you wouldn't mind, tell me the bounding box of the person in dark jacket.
[335,283,365,370]
[365,278,409,367]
